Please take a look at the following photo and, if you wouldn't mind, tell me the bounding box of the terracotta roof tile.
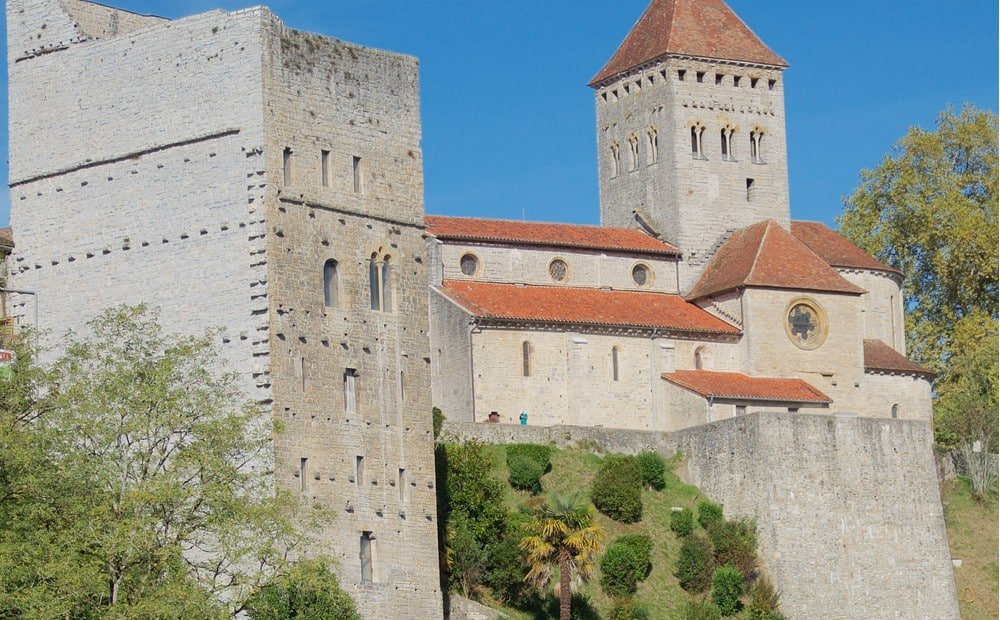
[425,215,679,256]
[0,227,12,249]
[791,221,900,275]
[590,0,787,87]
[686,220,866,300]
[437,280,738,334]
[863,339,934,378]
[662,369,831,404]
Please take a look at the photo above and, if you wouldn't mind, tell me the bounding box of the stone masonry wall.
[428,289,474,422]
[839,268,906,353]
[445,413,959,619]
[260,18,442,619]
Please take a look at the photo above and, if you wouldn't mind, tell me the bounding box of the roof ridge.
[746,220,773,282]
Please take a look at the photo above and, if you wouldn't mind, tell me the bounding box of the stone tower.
[591,0,791,291]
[6,1,442,617]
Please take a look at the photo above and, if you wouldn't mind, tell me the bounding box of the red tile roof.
[590,0,787,87]
[791,221,900,275]
[686,220,866,300]
[426,215,679,256]
[662,370,831,404]
[0,227,12,249]
[437,280,738,335]
[863,339,934,379]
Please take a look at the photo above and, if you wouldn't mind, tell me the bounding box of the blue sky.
[1,0,996,228]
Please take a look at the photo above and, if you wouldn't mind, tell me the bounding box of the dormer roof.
[590,0,787,87]
[686,220,866,300]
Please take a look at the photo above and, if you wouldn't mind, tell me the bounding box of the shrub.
[676,533,714,593]
[746,576,781,620]
[697,499,724,530]
[599,534,653,597]
[447,515,487,597]
[609,597,650,620]
[506,444,553,493]
[670,507,694,537]
[246,560,360,620]
[483,534,530,606]
[678,598,722,620]
[636,451,666,490]
[591,455,643,523]
[708,518,757,578]
[432,407,445,439]
[711,564,744,616]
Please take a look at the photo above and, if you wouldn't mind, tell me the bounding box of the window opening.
[788,407,799,414]
[398,468,407,502]
[360,532,374,583]
[352,155,363,193]
[750,77,759,89]
[300,357,308,392]
[691,127,699,155]
[736,405,747,416]
[355,455,365,487]
[460,253,479,276]
[746,178,755,202]
[691,125,705,159]
[696,71,705,83]
[733,75,742,87]
[768,79,776,90]
[548,258,569,282]
[611,142,621,177]
[381,258,392,312]
[694,347,705,370]
[299,457,308,492]
[344,368,358,414]
[612,347,620,382]
[369,254,380,310]
[399,370,404,401]
[715,73,724,85]
[720,128,728,158]
[891,404,899,419]
[631,263,650,286]
[646,128,658,165]
[321,150,331,187]
[282,147,293,186]
[628,135,639,171]
[522,341,532,377]
[677,69,686,81]
[323,259,339,308]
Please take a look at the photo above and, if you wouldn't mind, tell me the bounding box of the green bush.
[670,507,694,537]
[708,518,757,578]
[599,534,653,597]
[676,533,714,593]
[506,443,554,468]
[678,598,722,620]
[711,564,744,616]
[609,597,650,620]
[591,455,643,523]
[746,576,781,620]
[636,451,666,490]
[432,407,445,439]
[505,444,553,493]
[697,499,724,530]
[246,560,360,620]
[483,534,530,606]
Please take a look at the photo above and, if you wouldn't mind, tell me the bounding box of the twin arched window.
[750,130,765,163]
[369,253,393,312]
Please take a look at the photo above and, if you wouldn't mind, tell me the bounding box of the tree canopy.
[0,306,334,618]
[838,105,998,448]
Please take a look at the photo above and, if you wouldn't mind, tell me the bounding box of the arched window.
[720,128,728,158]
[691,125,705,159]
[750,129,765,163]
[612,347,620,382]
[610,142,621,177]
[694,346,705,370]
[628,135,639,170]
[690,126,699,155]
[646,128,658,164]
[891,404,899,419]
[522,341,532,377]
[381,258,393,312]
[323,259,339,308]
[368,253,380,311]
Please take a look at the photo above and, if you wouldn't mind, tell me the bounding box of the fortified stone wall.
[445,413,959,619]
[428,290,474,422]
[260,18,442,619]
[862,371,932,422]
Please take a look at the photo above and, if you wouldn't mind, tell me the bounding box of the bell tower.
[591,0,791,291]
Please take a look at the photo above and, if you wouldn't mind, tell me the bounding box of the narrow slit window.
[522,341,532,377]
[612,347,620,382]
[891,404,899,419]
[715,73,724,85]
[746,178,755,202]
[323,259,339,308]
[696,71,705,83]
[321,150,331,187]
[750,132,759,162]
[300,357,308,392]
[399,370,404,401]
[355,455,365,487]
[344,368,358,414]
[282,147,293,186]
[647,128,658,164]
[369,254,380,310]
[352,155,363,193]
[733,75,741,87]
[721,128,729,158]
[299,457,308,492]
[381,258,392,312]
[694,347,705,370]
[750,77,759,89]
[360,532,374,583]
[398,468,407,502]
[691,127,699,155]
[677,69,686,81]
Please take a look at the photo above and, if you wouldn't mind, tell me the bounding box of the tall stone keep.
[6,1,442,617]
[591,0,791,290]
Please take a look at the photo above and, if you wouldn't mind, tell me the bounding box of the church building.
[426,0,933,432]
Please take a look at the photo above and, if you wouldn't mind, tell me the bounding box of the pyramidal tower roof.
[590,0,788,87]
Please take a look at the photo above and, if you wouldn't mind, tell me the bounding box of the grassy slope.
[483,446,715,619]
[941,479,999,620]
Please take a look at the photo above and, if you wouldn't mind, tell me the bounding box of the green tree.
[245,560,359,620]
[520,493,606,620]
[838,105,998,449]
[0,306,326,618]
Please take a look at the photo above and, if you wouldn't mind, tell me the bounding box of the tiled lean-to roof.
[686,220,866,300]
[662,370,831,404]
[437,280,738,334]
[791,221,900,275]
[863,339,935,379]
[590,0,787,87]
[425,215,680,257]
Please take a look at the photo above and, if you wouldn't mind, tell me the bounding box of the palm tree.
[520,493,606,620]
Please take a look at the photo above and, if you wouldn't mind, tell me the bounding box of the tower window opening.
[321,149,331,187]
[647,74,655,85]
[733,75,742,87]
[660,69,667,81]
[694,346,705,370]
[360,532,374,583]
[691,125,706,159]
[282,147,293,186]
[381,258,393,312]
[750,130,766,163]
[369,253,380,310]
[352,155,363,193]
[355,455,365,487]
[522,341,532,377]
[647,128,658,165]
[715,73,724,85]
[323,259,339,308]
[891,404,899,419]
[721,128,735,161]
[720,129,728,158]
[601,92,608,102]
[628,135,639,171]
[398,468,408,501]
[611,142,621,177]
[612,346,620,382]
[768,79,776,90]
[746,178,755,202]
[696,71,705,83]
[750,77,759,89]
[677,69,686,81]
[344,368,358,414]
[299,457,308,492]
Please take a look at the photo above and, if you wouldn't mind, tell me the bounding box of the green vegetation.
[941,478,999,620]
[599,534,653,597]
[0,306,328,618]
[670,507,695,537]
[711,565,744,616]
[637,451,667,490]
[507,444,555,493]
[745,577,783,620]
[697,500,725,530]
[591,454,644,523]
[676,534,715,593]
[245,560,360,620]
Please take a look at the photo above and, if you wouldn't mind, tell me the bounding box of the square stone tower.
[6,1,441,617]
[591,0,791,291]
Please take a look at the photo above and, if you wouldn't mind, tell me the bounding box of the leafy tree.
[591,455,643,523]
[676,533,714,593]
[245,560,359,620]
[636,451,666,490]
[697,499,724,530]
[838,105,998,446]
[599,534,653,597]
[711,564,744,616]
[0,306,323,618]
[520,493,606,620]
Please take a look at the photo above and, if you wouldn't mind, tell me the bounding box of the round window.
[548,258,569,282]
[631,263,650,286]
[460,253,479,276]
[784,299,828,350]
